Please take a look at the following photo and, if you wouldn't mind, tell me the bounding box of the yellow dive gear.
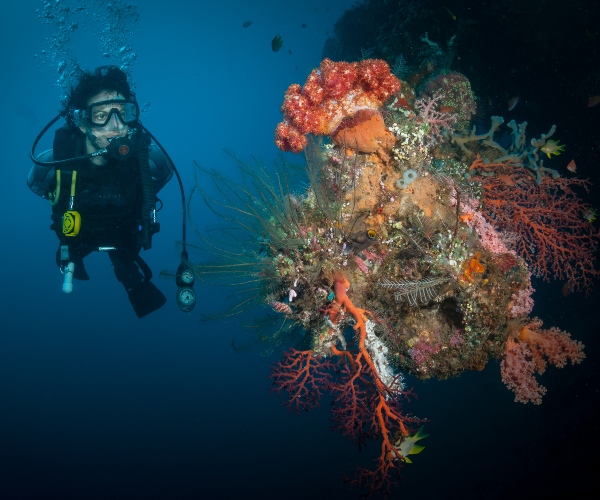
[61,170,81,237]
[62,210,81,236]
[48,170,61,206]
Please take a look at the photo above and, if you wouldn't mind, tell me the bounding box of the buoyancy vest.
[50,125,143,249]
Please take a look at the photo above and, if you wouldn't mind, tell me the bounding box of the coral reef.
[193,58,596,497]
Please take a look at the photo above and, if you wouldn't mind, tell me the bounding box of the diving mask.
[73,99,139,128]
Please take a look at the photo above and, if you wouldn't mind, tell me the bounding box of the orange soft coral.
[461,251,485,282]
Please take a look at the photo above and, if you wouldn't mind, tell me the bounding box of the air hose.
[136,130,158,250]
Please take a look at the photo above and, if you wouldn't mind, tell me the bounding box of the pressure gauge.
[180,269,194,285]
[177,287,196,312]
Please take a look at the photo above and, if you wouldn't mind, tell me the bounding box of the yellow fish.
[583,208,597,223]
[394,426,428,463]
[541,139,565,159]
[443,6,457,20]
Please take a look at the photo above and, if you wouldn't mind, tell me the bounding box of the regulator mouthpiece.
[107,136,135,160]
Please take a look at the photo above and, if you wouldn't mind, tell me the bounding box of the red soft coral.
[274,58,400,153]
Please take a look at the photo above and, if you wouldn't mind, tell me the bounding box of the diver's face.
[80,91,130,152]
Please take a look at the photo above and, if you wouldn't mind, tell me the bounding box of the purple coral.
[449,330,465,348]
[415,92,457,142]
[420,72,477,131]
[408,341,439,365]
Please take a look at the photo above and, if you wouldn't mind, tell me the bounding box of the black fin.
[127,280,166,318]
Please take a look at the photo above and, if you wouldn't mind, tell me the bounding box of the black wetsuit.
[28,124,173,317]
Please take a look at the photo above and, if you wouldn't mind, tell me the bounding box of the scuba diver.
[28,65,183,318]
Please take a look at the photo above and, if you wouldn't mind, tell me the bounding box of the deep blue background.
[1,1,599,499]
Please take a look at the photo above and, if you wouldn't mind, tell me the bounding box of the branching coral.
[468,155,600,292]
[453,117,561,183]
[271,273,421,495]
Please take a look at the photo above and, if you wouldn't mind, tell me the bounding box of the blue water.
[1,1,599,498]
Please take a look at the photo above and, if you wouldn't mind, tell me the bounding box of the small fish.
[301,23,307,28]
[271,301,292,315]
[561,279,575,297]
[439,105,455,114]
[508,95,520,111]
[393,426,429,463]
[271,34,283,52]
[566,159,576,173]
[583,208,597,223]
[242,20,253,28]
[443,6,457,20]
[288,49,292,55]
[541,139,565,159]
[345,230,377,254]
[587,95,600,107]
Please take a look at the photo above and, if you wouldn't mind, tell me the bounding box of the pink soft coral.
[501,338,547,405]
[500,318,585,404]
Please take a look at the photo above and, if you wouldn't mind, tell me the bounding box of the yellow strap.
[49,169,77,207]
[70,170,77,197]
[48,169,61,206]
